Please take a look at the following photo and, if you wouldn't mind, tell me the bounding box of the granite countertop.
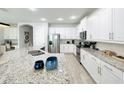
[0,47,71,84]
[81,48,124,72]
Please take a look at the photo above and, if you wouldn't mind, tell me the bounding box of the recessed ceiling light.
[40,18,47,21]
[28,8,37,11]
[70,16,77,20]
[57,17,64,21]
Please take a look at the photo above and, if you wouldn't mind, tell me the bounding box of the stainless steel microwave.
[80,31,87,39]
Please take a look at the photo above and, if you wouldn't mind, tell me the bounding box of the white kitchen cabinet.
[49,27,78,39]
[80,17,87,31]
[4,27,18,39]
[87,55,101,83]
[87,10,99,40]
[113,8,124,42]
[80,48,123,84]
[79,16,87,32]
[86,16,93,40]
[86,8,112,41]
[80,49,89,68]
[60,44,66,53]
[80,49,100,83]
[60,44,76,55]
[101,62,122,84]
[86,8,124,43]
[97,8,112,40]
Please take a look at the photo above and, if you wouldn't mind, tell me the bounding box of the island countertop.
[0,47,71,84]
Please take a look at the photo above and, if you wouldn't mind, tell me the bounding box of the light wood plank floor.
[64,54,95,84]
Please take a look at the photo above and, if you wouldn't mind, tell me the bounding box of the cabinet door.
[87,14,96,40]
[72,45,76,55]
[90,12,99,40]
[60,44,65,53]
[86,9,112,41]
[87,56,101,83]
[97,9,112,40]
[86,16,92,40]
[101,65,122,84]
[113,8,124,41]
[82,17,87,31]
[80,49,88,67]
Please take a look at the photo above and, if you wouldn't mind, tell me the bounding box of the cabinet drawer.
[101,62,123,79]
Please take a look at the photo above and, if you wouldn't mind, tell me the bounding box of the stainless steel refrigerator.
[48,34,60,53]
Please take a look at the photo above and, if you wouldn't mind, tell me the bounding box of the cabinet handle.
[83,55,85,59]
[97,67,100,74]
[109,33,111,40]
[104,65,113,71]
[99,67,102,75]
[112,33,114,40]
[97,67,102,75]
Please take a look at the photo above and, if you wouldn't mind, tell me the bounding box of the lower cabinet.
[80,49,101,83]
[101,62,123,84]
[80,48,123,84]
[87,56,101,84]
[60,44,76,55]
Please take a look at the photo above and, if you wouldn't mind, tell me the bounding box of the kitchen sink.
[28,50,45,56]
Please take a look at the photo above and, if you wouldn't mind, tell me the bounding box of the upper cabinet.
[80,17,87,31]
[84,8,124,43]
[98,8,112,40]
[49,26,79,39]
[113,9,124,42]
[86,8,112,41]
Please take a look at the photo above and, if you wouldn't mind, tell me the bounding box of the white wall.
[0,27,4,44]
[18,23,48,51]
[96,42,124,56]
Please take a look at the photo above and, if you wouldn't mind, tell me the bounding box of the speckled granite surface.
[81,48,124,72]
[0,47,71,84]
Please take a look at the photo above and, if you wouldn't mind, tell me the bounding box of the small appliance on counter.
[81,41,91,48]
[34,60,44,70]
[90,42,97,49]
[72,40,75,44]
[66,41,70,44]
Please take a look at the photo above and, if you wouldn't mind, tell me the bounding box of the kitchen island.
[0,47,94,84]
[0,47,72,84]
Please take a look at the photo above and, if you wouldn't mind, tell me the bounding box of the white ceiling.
[0,8,96,24]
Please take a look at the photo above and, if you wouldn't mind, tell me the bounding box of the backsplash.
[60,39,80,45]
[96,42,124,56]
